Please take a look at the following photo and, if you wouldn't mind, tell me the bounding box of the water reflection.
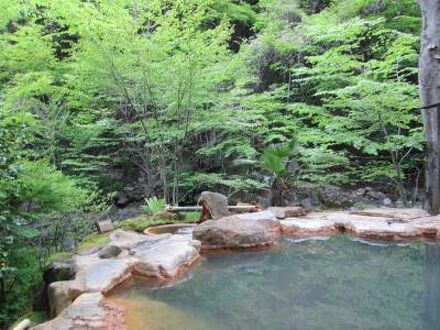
[109,236,439,330]
[422,243,440,330]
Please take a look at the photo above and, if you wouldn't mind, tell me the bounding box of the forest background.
[0,0,423,327]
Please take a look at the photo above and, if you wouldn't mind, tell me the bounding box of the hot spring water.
[108,236,440,330]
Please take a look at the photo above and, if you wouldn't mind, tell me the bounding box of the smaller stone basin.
[144,223,196,236]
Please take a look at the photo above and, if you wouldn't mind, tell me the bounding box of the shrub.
[143,197,166,216]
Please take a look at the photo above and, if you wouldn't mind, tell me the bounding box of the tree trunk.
[419,0,440,214]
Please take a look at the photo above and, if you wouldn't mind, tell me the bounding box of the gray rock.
[366,190,386,200]
[98,245,122,259]
[115,191,129,207]
[257,196,271,209]
[43,261,76,285]
[382,197,392,206]
[355,188,366,196]
[274,209,286,219]
[300,197,314,209]
[122,186,135,193]
[319,186,353,208]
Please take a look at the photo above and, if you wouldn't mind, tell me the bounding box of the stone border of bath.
[29,207,440,330]
[143,223,196,236]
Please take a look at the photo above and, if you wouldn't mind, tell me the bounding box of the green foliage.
[76,233,110,254]
[181,173,264,195]
[143,197,166,216]
[261,141,298,177]
[0,0,428,325]
[18,161,88,212]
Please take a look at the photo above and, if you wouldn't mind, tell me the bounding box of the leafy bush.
[143,197,166,216]
[18,160,89,212]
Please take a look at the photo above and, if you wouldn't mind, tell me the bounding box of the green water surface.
[110,236,440,330]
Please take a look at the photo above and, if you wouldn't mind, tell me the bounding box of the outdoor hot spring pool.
[108,236,440,330]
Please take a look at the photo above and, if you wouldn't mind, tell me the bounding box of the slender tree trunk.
[419,0,440,214]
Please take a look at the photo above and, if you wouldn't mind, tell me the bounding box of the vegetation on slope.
[0,0,424,326]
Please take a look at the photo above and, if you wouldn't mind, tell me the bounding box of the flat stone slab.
[281,218,339,236]
[32,293,125,330]
[346,217,420,241]
[268,206,307,219]
[350,207,430,220]
[109,229,171,250]
[133,237,200,279]
[236,208,306,221]
[280,210,440,240]
[236,210,277,221]
[45,230,201,318]
[408,215,440,238]
[70,259,133,295]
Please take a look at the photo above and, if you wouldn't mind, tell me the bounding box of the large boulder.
[199,191,231,219]
[48,281,74,317]
[193,216,276,250]
[43,261,76,285]
[40,260,77,313]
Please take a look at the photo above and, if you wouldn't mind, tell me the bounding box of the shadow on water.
[422,243,440,330]
[108,236,440,330]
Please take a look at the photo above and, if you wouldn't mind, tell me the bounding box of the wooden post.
[95,219,114,234]
[419,0,440,214]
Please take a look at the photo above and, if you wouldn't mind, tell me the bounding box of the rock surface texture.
[193,215,278,250]
[33,293,126,330]
[198,191,231,219]
[34,207,440,329]
[33,229,200,329]
[280,208,440,240]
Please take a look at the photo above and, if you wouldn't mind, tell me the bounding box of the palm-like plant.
[261,141,299,206]
[232,140,299,206]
